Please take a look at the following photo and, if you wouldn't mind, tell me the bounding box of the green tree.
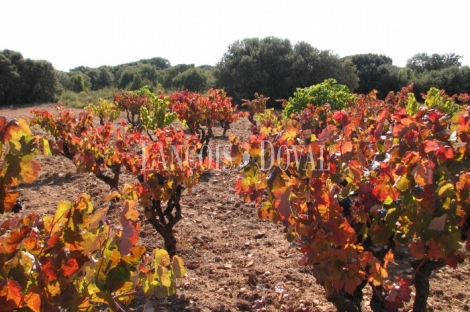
[214,37,298,105]
[71,74,86,93]
[19,59,57,103]
[397,67,416,86]
[172,68,208,92]
[159,64,195,90]
[293,42,359,91]
[126,57,171,70]
[139,64,157,85]
[87,68,100,90]
[118,69,135,89]
[56,70,71,94]
[147,57,171,69]
[0,50,57,105]
[198,65,213,70]
[98,66,114,88]
[129,73,144,91]
[69,65,88,73]
[0,52,22,105]
[407,53,462,73]
[346,53,393,95]
[374,64,405,98]
[414,66,470,97]
[214,38,358,106]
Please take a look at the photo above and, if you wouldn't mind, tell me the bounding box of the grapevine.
[31,104,210,257]
[242,92,269,126]
[229,87,470,311]
[0,195,185,311]
[0,116,49,213]
[84,98,121,126]
[170,89,243,147]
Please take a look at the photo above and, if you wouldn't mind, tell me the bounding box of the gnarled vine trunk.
[411,259,445,312]
[327,282,367,312]
[144,185,184,257]
[220,120,230,137]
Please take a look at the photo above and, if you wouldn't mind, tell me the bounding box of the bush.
[58,88,117,107]
[71,74,86,93]
[283,79,356,118]
[423,87,460,116]
[229,95,470,312]
[172,68,208,92]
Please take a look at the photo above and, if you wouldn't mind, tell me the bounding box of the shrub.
[423,87,460,116]
[71,74,86,93]
[283,79,356,118]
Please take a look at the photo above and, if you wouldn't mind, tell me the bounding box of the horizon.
[2,0,470,72]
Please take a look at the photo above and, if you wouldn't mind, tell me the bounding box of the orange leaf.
[412,164,433,186]
[383,249,396,268]
[423,140,439,153]
[17,159,41,185]
[0,185,19,214]
[24,290,41,312]
[339,141,353,154]
[46,233,61,247]
[368,258,388,286]
[334,221,357,246]
[372,178,399,201]
[402,151,420,166]
[456,173,470,190]
[3,118,32,143]
[123,200,139,221]
[0,229,22,254]
[22,237,39,253]
[436,145,454,161]
[427,241,442,260]
[62,257,79,278]
[0,279,22,307]
[104,191,122,203]
[272,185,293,221]
[409,239,426,260]
[280,126,298,143]
[42,261,58,282]
[368,90,378,100]
[375,108,388,123]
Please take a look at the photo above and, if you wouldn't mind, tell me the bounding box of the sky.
[2,0,469,72]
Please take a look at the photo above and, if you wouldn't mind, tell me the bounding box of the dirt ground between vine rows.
[1,103,470,312]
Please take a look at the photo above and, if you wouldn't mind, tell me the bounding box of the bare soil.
[1,104,470,312]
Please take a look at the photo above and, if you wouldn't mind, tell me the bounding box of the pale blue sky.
[2,0,469,72]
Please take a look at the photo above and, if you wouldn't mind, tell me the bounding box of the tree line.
[0,50,56,105]
[1,36,469,106]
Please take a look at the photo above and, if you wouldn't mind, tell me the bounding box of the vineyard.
[1,83,470,312]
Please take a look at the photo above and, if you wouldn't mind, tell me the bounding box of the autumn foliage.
[2,83,470,311]
[228,87,470,311]
[0,195,185,311]
[0,116,49,213]
[0,116,186,310]
[169,89,243,143]
[112,86,177,133]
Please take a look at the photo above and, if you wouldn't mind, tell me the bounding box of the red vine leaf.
[272,185,293,221]
[24,290,41,312]
[62,257,80,278]
[0,279,22,308]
